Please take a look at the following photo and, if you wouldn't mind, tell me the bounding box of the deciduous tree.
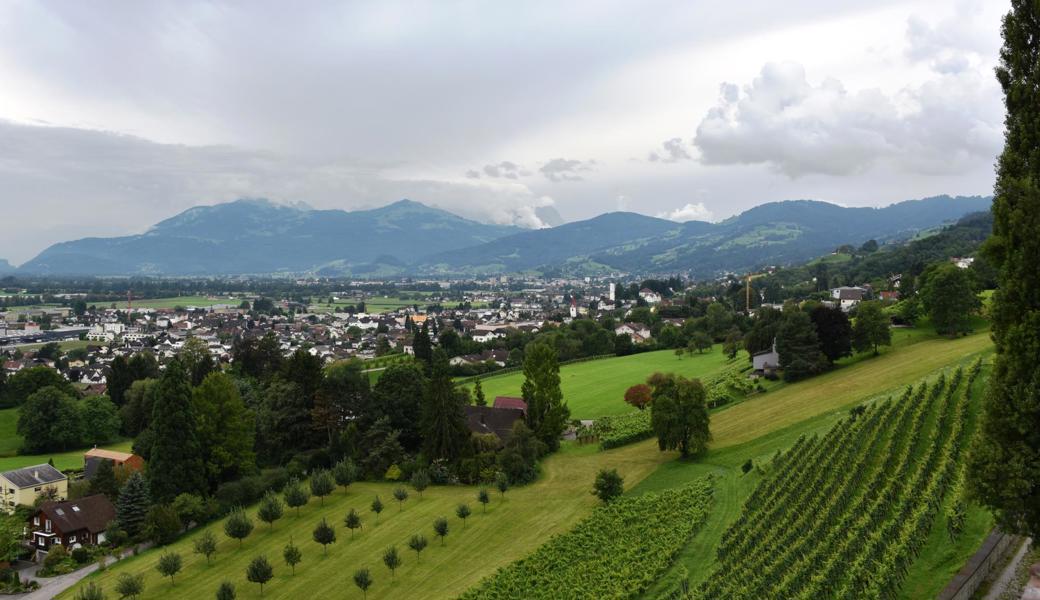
[245,555,273,596]
[649,373,711,457]
[852,301,892,356]
[592,468,624,503]
[521,342,569,451]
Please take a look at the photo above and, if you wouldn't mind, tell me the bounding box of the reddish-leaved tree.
[624,384,653,410]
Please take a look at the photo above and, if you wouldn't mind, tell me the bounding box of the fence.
[937,529,1021,600]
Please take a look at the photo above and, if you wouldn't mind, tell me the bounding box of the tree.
[473,379,487,406]
[156,551,182,585]
[521,342,569,451]
[353,568,373,600]
[148,360,207,502]
[191,372,256,491]
[358,417,405,479]
[257,491,284,530]
[246,555,273,596]
[90,458,119,500]
[433,517,449,545]
[410,469,430,498]
[495,472,509,497]
[497,420,545,485]
[776,310,827,381]
[312,518,336,555]
[282,538,302,575]
[307,470,334,506]
[116,472,151,539]
[408,533,428,562]
[623,384,652,411]
[1,365,78,408]
[283,478,310,516]
[371,363,426,451]
[115,572,144,599]
[592,468,624,503]
[332,459,358,494]
[74,582,106,600]
[393,487,409,511]
[687,331,713,354]
[722,329,743,359]
[172,493,208,526]
[969,0,1040,540]
[371,496,384,522]
[420,350,470,461]
[920,262,981,336]
[705,302,733,340]
[341,508,362,539]
[809,305,853,364]
[79,395,122,446]
[477,488,490,513]
[215,581,236,600]
[223,507,254,547]
[121,379,158,437]
[144,504,182,545]
[382,545,402,579]
[852,301,892,356]
[17,386,81,453]
[193,530,218,565]
[179,337,215,387]
[649,374,711,457]
[455,503,471,528]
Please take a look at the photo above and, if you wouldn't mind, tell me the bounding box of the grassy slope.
[60,441,673,600]
[0,438,134,471]
[472,348,733,420]
[61,329,994,600]
[0,409,19,456]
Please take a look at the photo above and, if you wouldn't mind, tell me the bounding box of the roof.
[463,405,525,443]
[493,396,528,413]
[1,464,66,489]
[85,448,135,462]
[34,495,116,535]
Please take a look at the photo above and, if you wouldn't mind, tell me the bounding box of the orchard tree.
[344,508,362,538]
[223,508,254,547]
[215,581,236,600]
[156,551,182,585]
[193,530,218,564]
[623,384,652,411]
[649,373,711,457]
[410,469,430,498]
[283,478,310,516]
[115,573,144,600]
[332,459,358,494]
[312,518,336,555]
[592,468,624,503]
[477,488,490,513]
[455,503,471,528]
[382,545,402,580]
[309,470,335,506]
[433,517,449,545]
[495,472,509,497]
[970,0,1040,540]
[246,555,273,596]
[353,569,373,600]
[283,538,302,575]
[257,491,284,530]
[393,487,409,511]
[408,534,428,562]
[371,496,384,522]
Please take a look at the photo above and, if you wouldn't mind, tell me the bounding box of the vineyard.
[677,357,984,600]
[458,477,715,600]
[594,361,759,450]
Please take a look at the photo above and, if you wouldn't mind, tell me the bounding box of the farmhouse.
[84,448,145,480]
[830,286,869,312]
[28,495,117,557]
[463,405,525,445]
[615,323,652,343]
[0,464,68,513]
[492,396,528,415]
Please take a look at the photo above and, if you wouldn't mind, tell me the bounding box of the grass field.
[128,296,240,309]
[60,328,996,600]
[470,348,735,420]
[0,406,132,466]
[0,409,19,456]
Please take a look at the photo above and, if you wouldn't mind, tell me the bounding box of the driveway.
[12,544,152,600]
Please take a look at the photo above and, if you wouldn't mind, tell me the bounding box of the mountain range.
[14,195,992,277]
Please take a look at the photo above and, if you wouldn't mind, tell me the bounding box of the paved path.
[984,537,1033,600]
[12,544,152,600]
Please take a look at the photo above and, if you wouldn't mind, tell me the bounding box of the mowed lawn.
[471,348,735,419]
[0,407,132,468]
[60,441,674,600]
[0,409,20,456]
[129,296,240,309]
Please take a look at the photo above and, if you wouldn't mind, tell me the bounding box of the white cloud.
[658,202,714,222]
[539,158,595,182]
[648,137,693,163]
[693,59,1001,177]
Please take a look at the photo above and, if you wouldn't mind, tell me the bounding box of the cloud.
[658,202,714,222]
[0,120,554,263]
[692,60,1001,177]
[648,137,693,163]
[540,158,595,182]
[904,5,993,75]
[476,161,530,180]
[465,169,481,179]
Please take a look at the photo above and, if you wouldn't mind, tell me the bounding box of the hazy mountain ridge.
[15,195,992,277]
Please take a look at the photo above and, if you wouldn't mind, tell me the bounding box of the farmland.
[470,348,735,419]
[66,328,996,600]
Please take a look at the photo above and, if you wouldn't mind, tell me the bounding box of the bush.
[592,469,624,503]
[70,546,92,564]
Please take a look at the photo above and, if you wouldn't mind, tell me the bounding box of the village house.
[0,464,68,513]
[614,323,652,343]
[463,405,526,445]
[28,495,117,558]
[83,448,145,480]
[638,288,662,304]
[752,339,780,376]
[830,286,869,312]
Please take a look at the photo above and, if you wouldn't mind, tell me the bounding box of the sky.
[0,0,1006,265]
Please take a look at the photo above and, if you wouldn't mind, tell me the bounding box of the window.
[45,519,51,533]
[34,487,41,492]
[69,535,76,543]
[33,517,39,526]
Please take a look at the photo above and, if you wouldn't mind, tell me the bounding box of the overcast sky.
[0,0,1005,264]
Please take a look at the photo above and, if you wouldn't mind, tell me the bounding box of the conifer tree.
[970,0,1040,539]
[116,471,151,539]
[420,350,470,461]
[148,360,207,502]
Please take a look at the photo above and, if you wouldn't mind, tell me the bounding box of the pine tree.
[420,350,470,461]
[371,496,384,522]
[116,472,151,539]
[969,0,1040,539]
[148,360,207,502]
[521,342,569,451]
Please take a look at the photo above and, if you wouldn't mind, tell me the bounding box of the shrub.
[592,469,624,503]
[71,546,92,564]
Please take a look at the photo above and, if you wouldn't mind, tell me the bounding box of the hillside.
[426,195,991,276]
[0,259,13,274]
[18,199,521,276]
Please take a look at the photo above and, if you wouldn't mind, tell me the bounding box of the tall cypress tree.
[969,1,1040,539]
[420,350,469,462]
[148,359,207,502]
[521,342,569,451]
[413,321,433,367]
